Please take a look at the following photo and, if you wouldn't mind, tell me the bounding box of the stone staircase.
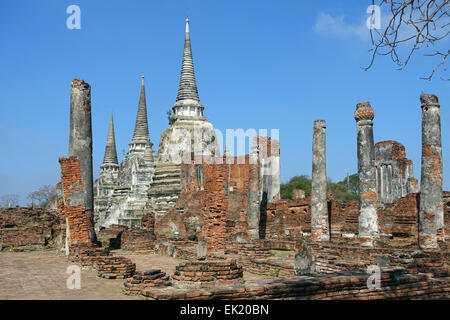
[148,163,182,216]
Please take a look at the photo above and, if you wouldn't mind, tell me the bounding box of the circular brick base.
[172,259,244,288]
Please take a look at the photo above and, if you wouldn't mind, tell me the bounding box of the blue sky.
[0,0,448,205]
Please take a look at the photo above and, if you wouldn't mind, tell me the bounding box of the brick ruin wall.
[97,219,156,251]
[444,191,450,239]
[263,191,450,247]
[154,155,253,249]
[0,207,61,251]
[2,146,447,258]
[263,196,361,242]
[142,267,449,300]
[152,157,447,250]
[57,154,137,279]
[3,179,447,254]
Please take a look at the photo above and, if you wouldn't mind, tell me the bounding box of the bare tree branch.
[364,0,449,80]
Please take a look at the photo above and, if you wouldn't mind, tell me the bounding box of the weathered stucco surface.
[419,93,444,248]
[311,120,329,241]
[355,102,379,246]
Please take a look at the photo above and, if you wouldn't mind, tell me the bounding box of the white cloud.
[314,12,369,40]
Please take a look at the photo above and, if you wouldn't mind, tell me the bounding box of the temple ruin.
[1,18,448,301]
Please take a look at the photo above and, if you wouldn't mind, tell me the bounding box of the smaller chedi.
[94,76,156,229]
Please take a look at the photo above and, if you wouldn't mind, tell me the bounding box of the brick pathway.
[0,250,271,299]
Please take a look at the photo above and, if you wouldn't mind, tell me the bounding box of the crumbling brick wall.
[141,212,155,234]
[0,207,60,251]
[120,228,155,250]
[374,141,419,204]
[377,193,419,244]
[263,191,429,247]
[155,155,255,249]
[59,156,94,248]
[264,199,311,240]
[444,191,450,240]
[151,143,445,250]
[263,195,359,241]
[141,268,450,300]
[153,137,281,248]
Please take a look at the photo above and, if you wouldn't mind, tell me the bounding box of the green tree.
[280,175,312,199]
[280,173,359,202]
[346,173,359,195]
[328,180,359,202]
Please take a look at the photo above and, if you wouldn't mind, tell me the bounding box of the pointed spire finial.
[130,77,151,145]
[175,18,201,103]
[102,112,118,165]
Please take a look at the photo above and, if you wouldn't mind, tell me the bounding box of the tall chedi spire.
[156,17,220,165]
[172,18,204,118]
[102,112,118,165]
[130,76,153,150]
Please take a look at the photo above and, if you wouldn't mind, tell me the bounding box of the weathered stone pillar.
[69,78,93,213]
[311,120,329,241]
[419,93,444,248]
[248,153,261,240]
[197,239,207,260]
[68,78,95,243]
[355,102,379,246]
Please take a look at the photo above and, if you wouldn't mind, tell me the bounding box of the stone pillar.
[248,154,260,240]
[419,93,444,248]
[311,120,329,241]
[68,78,95,243]
[69,78,93,213]
[197,239,207,260]
[354,102,379,246]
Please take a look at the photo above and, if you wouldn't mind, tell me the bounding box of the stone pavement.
[0,250,141,300]
[0,250,271,300]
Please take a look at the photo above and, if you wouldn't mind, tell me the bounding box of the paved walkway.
[0,250,271,300]
[0,250,172,300]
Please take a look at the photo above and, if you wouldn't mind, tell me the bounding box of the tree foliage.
[280,175,312,199]
[280,174,359,202]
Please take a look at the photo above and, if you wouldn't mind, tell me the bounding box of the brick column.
[59,156,95,248]
[419,93,444,248]
[355,102,379,246]
[311,120,329,241]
